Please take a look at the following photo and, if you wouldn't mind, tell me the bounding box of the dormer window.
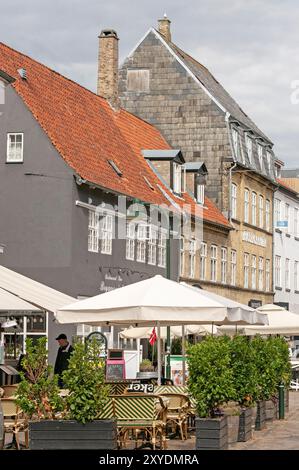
[245,134,253,164]
[196,183,205,205]
[232,128,239,159]
[266,151,272,173]
[173,162,182,194]
[258,144,263,170]
[7,133,23,162]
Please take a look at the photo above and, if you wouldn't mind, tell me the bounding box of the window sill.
[6,160,24,164]
[295,291,299,294]
[286,288,291,293]
[275,286,283,291]
[286,233,291,238]
[275,228,282,234]
[243,221,272,235]
[295,237,299,242]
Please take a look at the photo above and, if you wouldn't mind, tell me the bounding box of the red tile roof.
[277,178,299,196]
[0,42,230,228]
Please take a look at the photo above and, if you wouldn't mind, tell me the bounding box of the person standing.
[54,334,73,388]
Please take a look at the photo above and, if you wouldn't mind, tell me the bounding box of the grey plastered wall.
[119,31,231,211]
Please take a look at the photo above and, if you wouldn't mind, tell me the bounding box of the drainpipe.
[225,112,237,221]
[272,184,279,302]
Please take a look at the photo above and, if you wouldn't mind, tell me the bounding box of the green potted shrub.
[17,337,116,449]
[139,358,155,372]
[187,336,235,450]
[230,336,258,443]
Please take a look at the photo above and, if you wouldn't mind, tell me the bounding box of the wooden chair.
[99,394,167,450]
[154,385,196,432]
[159,393,189,440]
[1,398,29,450]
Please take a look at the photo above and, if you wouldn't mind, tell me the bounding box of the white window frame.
[244,253,249,289]
[210,245,218,282]
[197,184,205,205]
[173,163,182,194]
[189,239,196,279]
[231,250,237,287]
[232,128,239,159]
[294,208,298,237]
[126,223,135,261]
[274,198,281,226]
[231,183,237,219]
[136,224,147,263]
[246,134,253,164]
[252,192,257,226]
[7,133,24,162]
[285,203,290,233]
[266,151,272,173]
[180,237,185,276]
[266,259,271,292]
[221,247,227,284]
[295,261,299,292]
[88,210,99,253]
[158,230,167,268]
[258,144,263,170]
[244,189,249,223]
[285,258,290,290]
[266,199,271,232]
[275,255,281,288]
[100,214,113,255]
[251,255,257,290]
[259,195,264,229]
[148,226,157,266]
[258,257,264,291]
[200,242,207,281]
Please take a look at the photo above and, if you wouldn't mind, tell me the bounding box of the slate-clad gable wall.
[119,32,231,210]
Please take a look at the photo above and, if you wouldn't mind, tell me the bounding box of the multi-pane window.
[210,245,218,282]
[258,257,264,291]
[246,134,253,163]
[158,231,167,268]
[285,203,290,233]
[200,242,207,280]
[189,239,196,279]
[259,195,264,229]
[148,226,157,265]
[274,199,281,225]
[295,208,299,237]
[136,225,147,263]
[244,253,249,288]
[231,184,237,219]
[251,255,257,290]
[258,145,263,170]
[180,237,185,276]
[285,258,290,290]
[275,255,281,287]
[252,192,257,226]
[295,261,299,291]
[221,247,227,284]
[231,250,237,286]
[232,128,239,159]
[7,133,24,162]
[266,151,272,173]
[100,214,113,255]
[88,210,99,253]
[244,189,249,223]
[266,259,271,292]
[266,199,271,231]
[197,184,205,205]
[126,223,135,261]
[173,163,182,194]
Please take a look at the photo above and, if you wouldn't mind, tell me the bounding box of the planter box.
[237,407,252,442]
[227,415,239,446]
[29,420,117,450]
[196,416,228,450]
[265,398,278,421]
[255,401,266,431]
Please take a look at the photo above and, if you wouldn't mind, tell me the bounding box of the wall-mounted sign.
[276,221,288,229]
[242,231,267,247]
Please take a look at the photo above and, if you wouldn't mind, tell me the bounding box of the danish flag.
[149,327,157,346]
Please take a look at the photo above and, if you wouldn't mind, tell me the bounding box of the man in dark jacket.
[54,334,73,388]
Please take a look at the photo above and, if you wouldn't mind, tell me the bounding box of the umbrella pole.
[182,325,186,386]
[157,322,161,386]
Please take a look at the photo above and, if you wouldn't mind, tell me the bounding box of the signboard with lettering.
[127,383,154,394]
[106,362,125,380]
[242,231,267,247]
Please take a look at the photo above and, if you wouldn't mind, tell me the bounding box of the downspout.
[225,112,237,221]
[272,183,279,303]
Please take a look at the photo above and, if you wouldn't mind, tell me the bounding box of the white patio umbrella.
[119,324,221,339]
[221,304,299,336]
[0,287,40,312]
[56,275,267,384]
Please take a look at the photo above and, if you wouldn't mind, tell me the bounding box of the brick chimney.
[158,14,171,42]
[97,29,119,109]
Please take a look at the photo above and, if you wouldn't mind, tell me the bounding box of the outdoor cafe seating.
[1,398,29,450]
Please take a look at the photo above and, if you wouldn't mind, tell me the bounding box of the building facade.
[119,17,277,305]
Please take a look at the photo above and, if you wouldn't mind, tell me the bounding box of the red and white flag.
[149,327,157,346]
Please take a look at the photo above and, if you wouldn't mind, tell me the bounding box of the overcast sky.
[1,0,299,167]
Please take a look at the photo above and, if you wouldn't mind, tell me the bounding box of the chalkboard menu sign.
[106,362,125,380]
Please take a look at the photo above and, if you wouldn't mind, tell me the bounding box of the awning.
[0,287,39,312]
[0,265,76,313]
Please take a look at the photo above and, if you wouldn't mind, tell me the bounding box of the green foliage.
[187,336,236,418]
[16,338,64,420]
[171,337,182,355]
[62,338,109,424]
[266,337,291,387]
[230,336,259,406]
[140,359,154,371]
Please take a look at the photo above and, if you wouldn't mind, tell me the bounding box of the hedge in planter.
[17,338,116,450]
[188,336,235,450]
